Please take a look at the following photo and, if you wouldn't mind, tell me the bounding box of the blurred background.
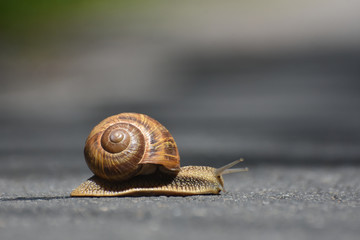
[1,0,360,178]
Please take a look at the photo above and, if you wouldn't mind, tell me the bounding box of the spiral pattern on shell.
[84,113,180,181]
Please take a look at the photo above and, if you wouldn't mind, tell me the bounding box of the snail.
[71,113,247,197]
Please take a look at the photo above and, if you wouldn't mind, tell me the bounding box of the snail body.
[71,113,247,197]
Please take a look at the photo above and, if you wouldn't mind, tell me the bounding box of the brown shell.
[84,113,180,181]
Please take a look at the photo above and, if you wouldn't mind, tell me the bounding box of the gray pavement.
[1,51,360,239]
[1,161,360,240]
[1,53,360,240]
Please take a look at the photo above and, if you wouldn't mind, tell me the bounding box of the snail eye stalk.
[215,158,248,177]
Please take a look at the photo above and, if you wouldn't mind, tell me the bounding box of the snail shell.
[84,113,180,181]
[71,113,247,197]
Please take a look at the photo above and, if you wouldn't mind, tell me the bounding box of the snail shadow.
[0,196,71,202]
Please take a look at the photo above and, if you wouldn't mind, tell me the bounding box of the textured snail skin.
[71,166,224,197]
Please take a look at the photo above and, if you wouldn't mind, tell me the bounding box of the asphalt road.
[1,159,359,240]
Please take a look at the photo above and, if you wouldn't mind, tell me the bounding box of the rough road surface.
[1,159,359,240]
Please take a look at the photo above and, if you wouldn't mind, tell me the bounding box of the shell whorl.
[84,113,180,181]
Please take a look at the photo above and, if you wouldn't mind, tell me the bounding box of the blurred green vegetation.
[0,0,144,43]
